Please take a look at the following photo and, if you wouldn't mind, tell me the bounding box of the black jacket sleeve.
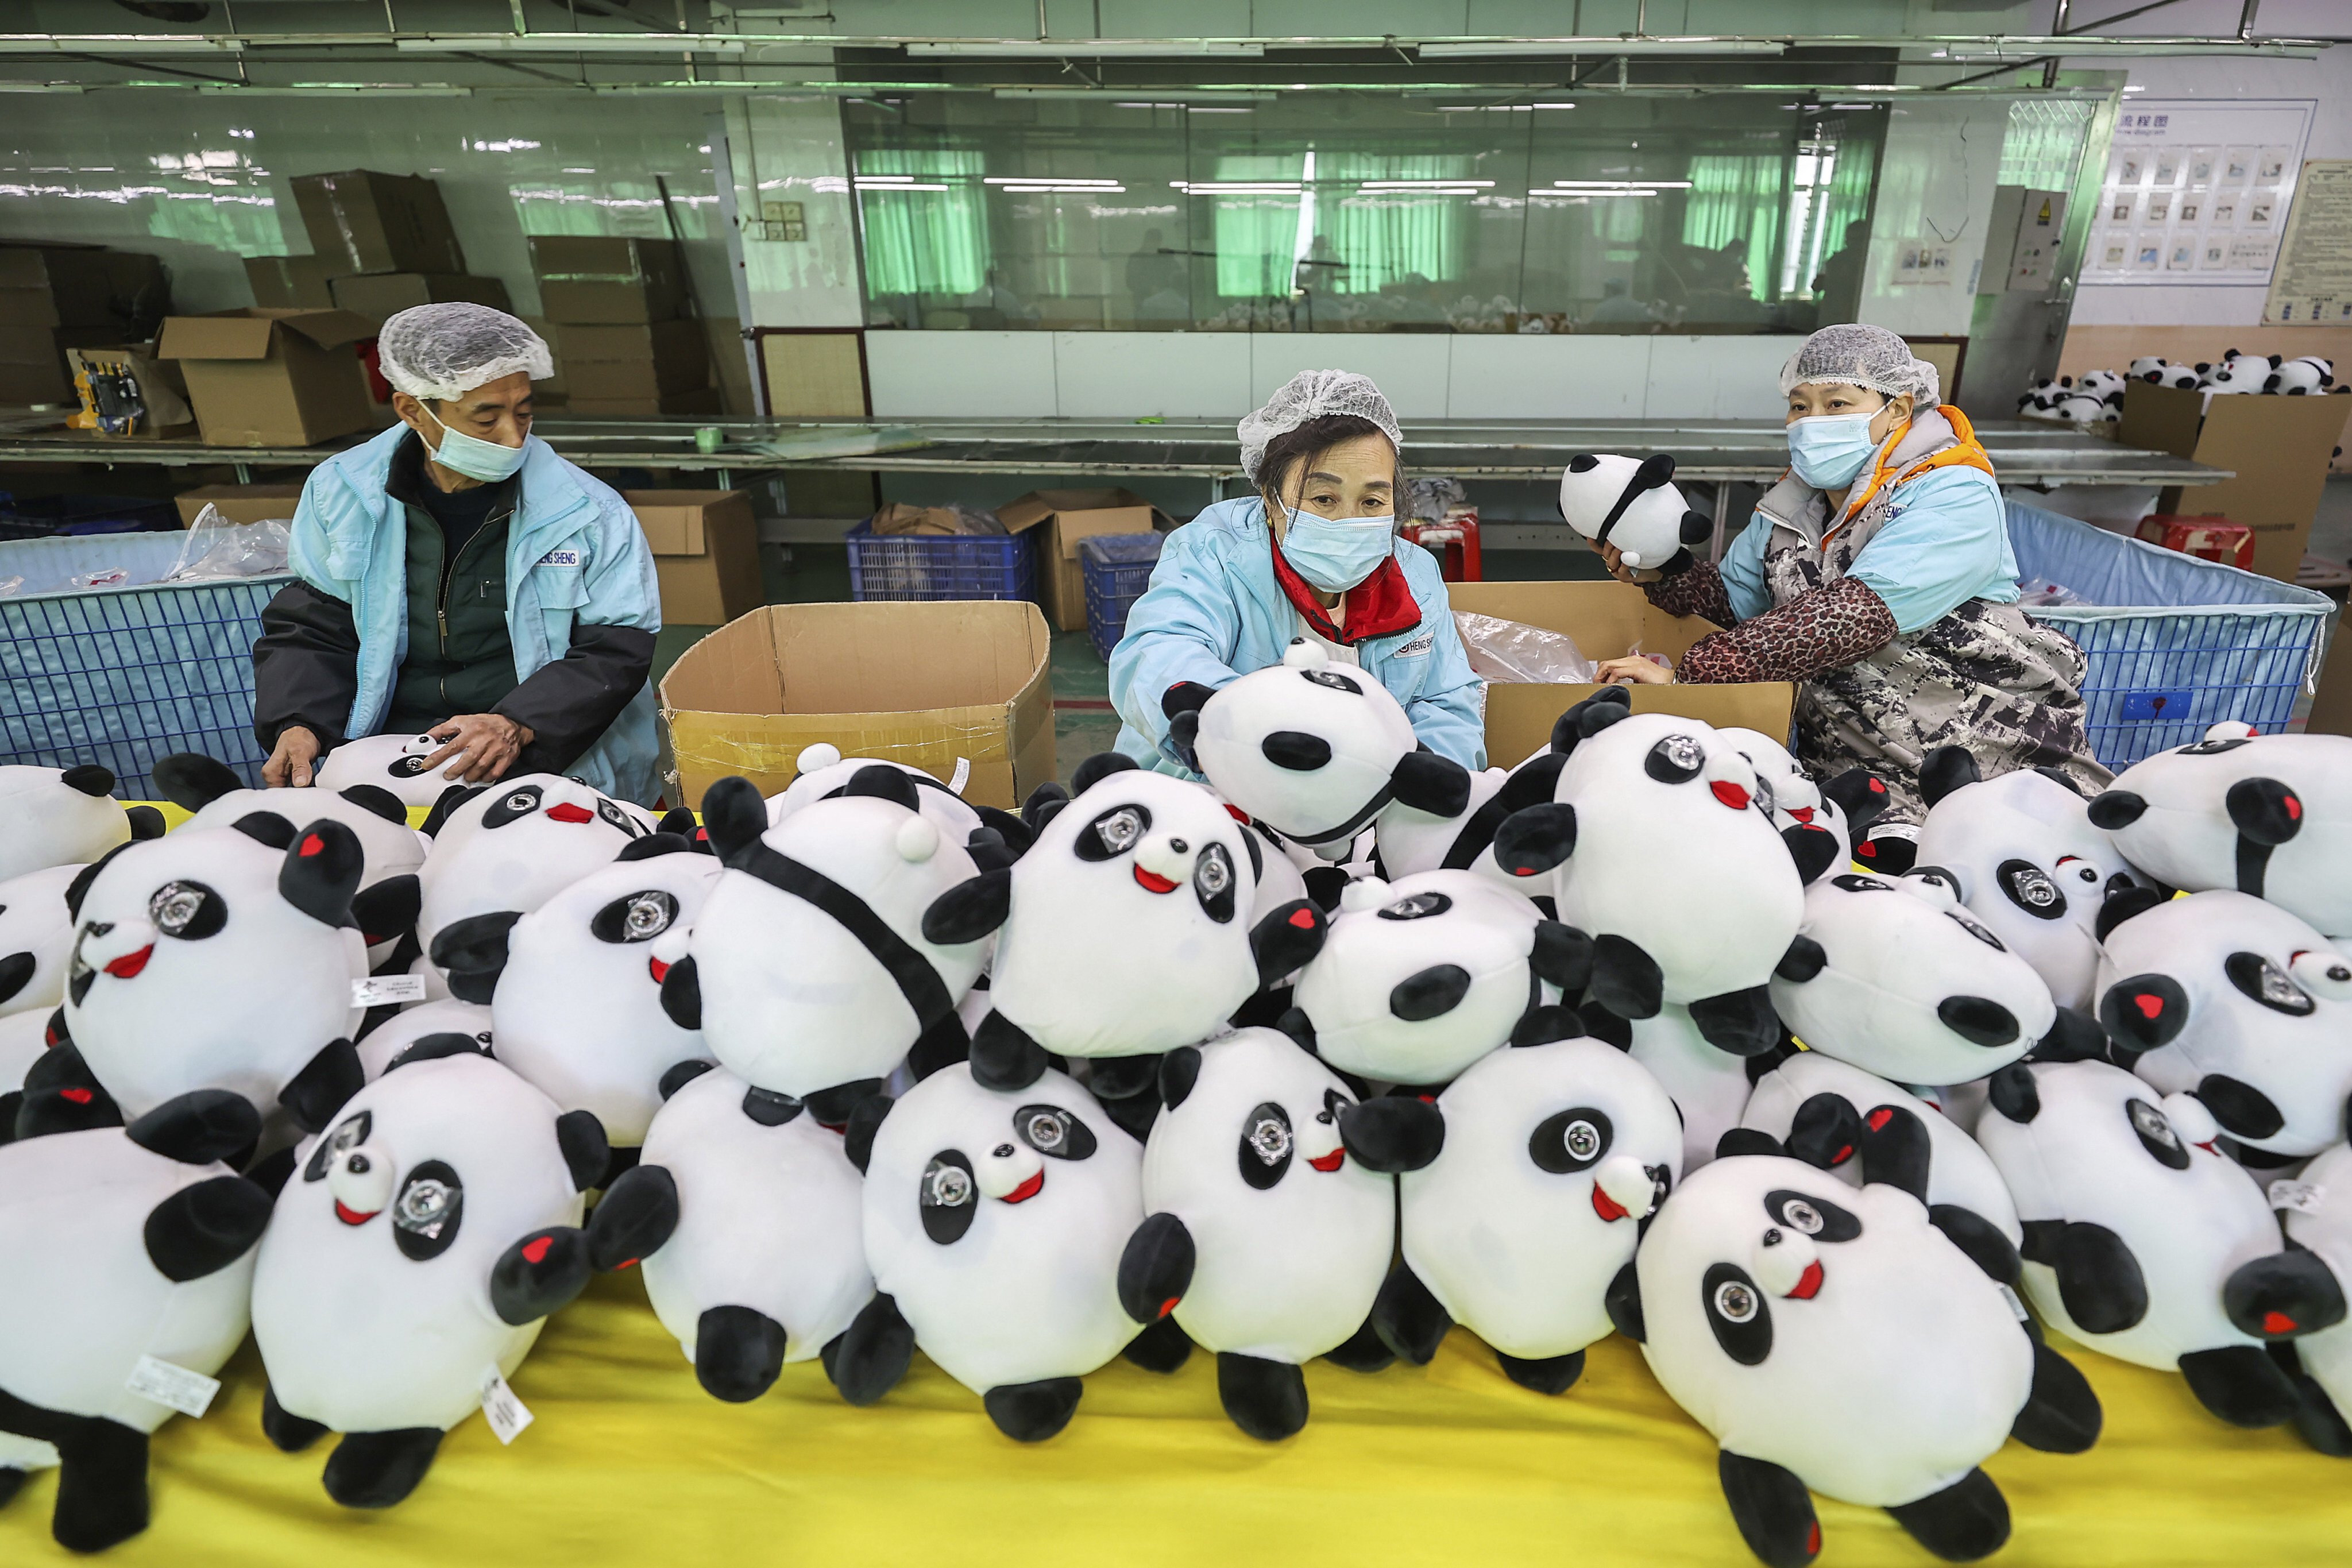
[252,581,361,754]
[495,623,657,776]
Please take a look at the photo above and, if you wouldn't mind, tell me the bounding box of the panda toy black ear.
[1070,752,1140,797]
[1775,934,1827,983]
[1548,687,1631,755]
[126,805,167,840]
[1021,781,1071,835]
[843,764,921,812]
[233,810,297,849]
[2098,974,2189,1053]
[2034,1007,2112,1063]
[2085,790,2146,830]
[657,1059,714,1101]
[150,752,243,812]
[420,783,484,839]
[1820,767,1891,835]
[1159,1045,1203,1110]
[617,831,698,862]
[841,1093,892,1173]
[279,1039,363,1134]
[1631,452,1677,490]
[1337,1095,1445,1173]
[280,818,365,928]
[1566,453,1600,474]
[1918,746,1981,808]
[1678,509,1713,546]
[700,776,770,864]
[1716,1127,1785,1160]
[430,911,522,1003]
[125,1089,263,1167]
[349,874,422,945]
[57,763,116,798]
[1390,751,1472,817]
[1987,1063,2040,1122]
[974,806,1034,859]
[656,806,701,840]
[65,841,133,922]
[385,1033,492,1072]
[338,784,411,825]
[555,1110,611,1193]
[921,869,1012,945]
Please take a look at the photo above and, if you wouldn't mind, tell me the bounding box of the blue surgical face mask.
[1276,505,1395,593]
[1786,411,1882,491]
[421,404,528,484]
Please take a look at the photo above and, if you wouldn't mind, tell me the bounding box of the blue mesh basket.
[2005,500,2336,769]
[844,519,1036,604]
[1,531,290,798]
[1079,532,1165,662]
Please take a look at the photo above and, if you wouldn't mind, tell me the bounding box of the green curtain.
[1317,153,1469,294]
[857,148,988,297]
[1681,154,1783,300]
[1211,154,1303,298]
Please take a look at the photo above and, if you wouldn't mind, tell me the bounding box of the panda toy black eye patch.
[2179,736,2253,756]
[482,785,546,829]
[1014,1104,1097,1161]
[1238,1101,1294,1189]
[1764,1189,1860,1242]
[1300,668,1363,696]
[302,1110,372,1183]
[596,798,643,836]
[1703,1262,1772,1364]
[1529,1106,1613,1173]
[2125,1098,2191,1170]
[920,1151,977,1243]
[590,889,680,945]
[1075,804,1151,863]
[1192,841,1237,923]
[1829,874,1893,894]
[148,879,226,940]
[1644,733,1705,784]
[1998,859,2067,921]
[2224,951,2316,1016]
[1377,890,1453,922]
[1944,909,2007,952]
[389,754,431,779]
[392,1160,465,1261]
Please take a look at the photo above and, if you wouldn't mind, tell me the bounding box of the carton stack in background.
[528,235,718,418]
[249,169,511,329]
[0,243,173,405]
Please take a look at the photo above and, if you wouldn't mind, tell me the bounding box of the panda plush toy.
[63,816,370,1131]
[2016,377,2066,417]
[2095,888,2352,1160]
[353,998,493,1081]
[831,1062,1147,1442]
[665,771,987,1125]
[0,863,80,1020]
[2089,722,2352,939]
[1910,748,2142,1011]
[1771,871,2069,1087]
[413,774,651,974]
[1716,727,1888,878]
[2076,368,2127,400]
[1617,1109,2100,1566]
[249,1052,649,1508]
[429,836,721,1150]
[0,765,159,883]
[1161,640,1472,859]
[2141,361,2203,391]
[921,755,1327,1109]
[1974,1056,2304,1428]
[1380,1034,1681,1394]
[767,742,1028,862]
[1291,871,1591,1087]
[1491,706,1807,1057]
[2052,391,2118,424]
[0,1090,273,1551]
[600,1063,873,1404]
[312,732,464,810]
[1373,748,1566,886]
[1618,1004,1761,1174]
[2218,1138,2352,1454]
[1555,451,1714,571]
[2206,353,2266,392]
[2268,355,2335,395]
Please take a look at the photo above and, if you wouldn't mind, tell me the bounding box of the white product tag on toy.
[352,974,427,1007]
[1998,1284,2030,1323]
[948,756,971,795]
[126,1355,220,1419]
[2270,1180,2328,1215]
[478,1367,533,1445]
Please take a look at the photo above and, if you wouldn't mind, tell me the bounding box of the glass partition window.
[843,94,1884,334]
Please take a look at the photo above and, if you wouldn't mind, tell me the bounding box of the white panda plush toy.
[2129,356,2168,380]
[1492,702,1806,1058]
[1618,1108,2099,1566]
[1162,640,1473,859]
[1373,750,1565,886]
[249,1052,643,1508]
[2053,391,2115,424]
[429,835,720,1149]
[413,774,652,976]
[1910,748,2141,1011]
[2076,368,2127,400]
[0,1090,273,1551]
[1381,1035,1681,1394]
[353,998,493,1081]
[2017,377,2066,417]
[313,732,461,810]
[2206,352,2266,392]
[921,755,1327,1111]
[1974,1057,2304,1430]
[2090,722,2352,939]
[2268,354,2335,394]
[1612,1003,1759,1173]
[1740,1052,2021,1246]
[1115,1028,1400,1439]
[0,863,80,1020]
[765,742,1029,862]
[1291,871,1591,1086]
[2094,888,2352,1159]
[666,771,987,1125]
[0,764,157,883]
[1771,871,2071,1087]
[1716,727,1890,880]
[63,815,369,1130]
[598,1063,873,1403]
[832,1062,1146,1442]
[1555,451,1714,571]
[2219,1138,2352,1453]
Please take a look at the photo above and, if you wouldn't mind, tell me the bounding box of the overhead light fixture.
[1532,102,1577,109]
[1552,179,1692,189]
[855,180,947,191]
[396,33,748,53]
[1171,180,1302,194]
[1001,185,1127,194]
[1358,179,1494,188]
[983,177,1124,187]
[1419,38,1786,57]
[908,40,1264,57]
[1938,40,2319,60]
[0,33,242,54]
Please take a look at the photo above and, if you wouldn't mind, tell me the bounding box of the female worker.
[1597,323,2108,841]
[1111,369,1486,774]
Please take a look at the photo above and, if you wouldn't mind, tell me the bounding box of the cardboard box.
[1447,581,1797,767]
[529,235,685,324]
[329,272,512,326]
[291,171,464,277]
[155,307,379,447]
[997,488,1170,632]
[659,600,1055,809]
[2133,513,2255,571]
[566,387,722,418]
[174,483,308,527]
[625,490,763,626]
[0,246,168,334]
[245,254,338,310]
[0,320,66,403]
[2119,381,2352,582]
[555,319,709,395]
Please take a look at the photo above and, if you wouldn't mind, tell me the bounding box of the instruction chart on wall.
[2083,99,2313,286]
[2264,161,2352,325]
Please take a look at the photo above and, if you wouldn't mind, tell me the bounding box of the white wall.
[1855,96,2011,334]
[726,95,866,329]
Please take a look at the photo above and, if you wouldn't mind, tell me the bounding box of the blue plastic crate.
[844,519,1036,604]
[2006,500,2336,769]
[1079,531,1164,661]
[1,531,291,798]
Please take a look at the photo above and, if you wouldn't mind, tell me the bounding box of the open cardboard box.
[1449,581,1795,766]
[2118,380,2352,582]
[659,600,1054,809]
[155,307,378,447]
[997,488,1171,632]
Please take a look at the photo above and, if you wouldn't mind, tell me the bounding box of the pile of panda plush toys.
[6,673,2352,1565]
[2020,352,2346,423]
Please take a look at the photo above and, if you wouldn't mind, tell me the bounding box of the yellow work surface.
[5,1270,2349,1567]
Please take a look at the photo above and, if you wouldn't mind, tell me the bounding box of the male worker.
[252,303,662,804]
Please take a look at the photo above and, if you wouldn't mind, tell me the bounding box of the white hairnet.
[377,303,554,403]
[1238,369,1403,484]
[1779,324,1941,406]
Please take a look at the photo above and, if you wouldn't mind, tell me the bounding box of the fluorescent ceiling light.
[397,33,748,53]
[1171,181,1301,193]
[983,177,1123,187]
[1530,188,1662,198]
[1420,38,1785,57]
[1002,185,1127,194]
[855,181,947,191]
[0,33,241,54]
[909,40,1264,57]
[1533,102,1577,109]
[1553,179,1691,189]
[1359,179,1494,188]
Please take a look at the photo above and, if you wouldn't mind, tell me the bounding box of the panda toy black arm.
[129,1090,275,1282]
[1336,1093,1445,1173]
[15,1042,122,1141]
[427,912,523,1005]
[485,1110,640,1326]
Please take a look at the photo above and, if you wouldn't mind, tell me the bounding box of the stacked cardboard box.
[155,308,379,447]
[278,169,510,334]
[528,235,717,416]
[0,244,172,405]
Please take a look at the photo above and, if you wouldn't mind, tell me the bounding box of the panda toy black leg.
[1883,1467,2010,1562]
[981,1377,1083,1442]
[43,1411,151,1554]
[2266,1343,2352,1457]
[967,1013,1051,1094]
[2175,1345,2300,1428]
[261,1384,327,1452]
[1370,1262,1453,1366]
[694,1305,790,1403]
[1121,1315,1193,1374]
[320,1427,443,1509]
[1716,1450,1820,1568]
[1096,1089,1160,1143]
[2011,1340,2103,1453]
[1687,987,1782,1058]
[1088,1054,1161,1102]
[1321,1312,1397,1374]
[829,1293,915,1407]
[0,1466,23,1507]
[1497,1349,1585,1396]
[1588,936,1664,1021]
[1216,1353,1309,1441]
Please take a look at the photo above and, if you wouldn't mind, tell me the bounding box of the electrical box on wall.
[1984,185,2069,295]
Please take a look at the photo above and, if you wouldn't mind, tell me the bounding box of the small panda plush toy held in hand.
[1555,451,1713,571]
[312,732,464,810]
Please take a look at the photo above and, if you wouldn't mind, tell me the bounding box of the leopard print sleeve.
[1677,574,1899,684]
[1642,555,1739,627]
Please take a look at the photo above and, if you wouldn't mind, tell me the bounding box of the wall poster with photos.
[2085,99,2313,286]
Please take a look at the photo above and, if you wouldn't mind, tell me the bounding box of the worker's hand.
[262,726,322,789]
[420,713,535,785]
[1596,656,1673,688]
[1597,540,1662,586]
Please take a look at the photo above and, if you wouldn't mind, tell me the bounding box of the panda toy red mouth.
[102,946,154,979]
[1132,866,1180,895]
[1308,1149,1346,1173]
[1710,781,1752,810]
[1591,1184,1630,1222]
[334,1200,379,1226]
[647,956,670,983]
[545,802,596,824]
[1787,806,1816,824]
[998,1170,1045,1203]
[1785,1260,1825,1300]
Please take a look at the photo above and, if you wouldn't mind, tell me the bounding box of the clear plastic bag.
[66,567,133,590]
[1404,475,1468,525]
[0,576,22,598]
[160,503,292,583]
[1453,611,1597,683]
[2015,577,2088,608]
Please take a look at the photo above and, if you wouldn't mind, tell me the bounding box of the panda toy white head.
[767,743,984,842]
[2268,355,2334,395]
[1910,747,2141,1010]
[1292,871,1590,1086]
[1716,727,1890,880]
[63,815,369,1126]
[2077,368,2127,399]
[0,863,81,1019]
[354,997,494,1081]
[1619,1004,1759,1174]
[2017,377,2065,417]
[249,1053,630,1508]
[1168,640,1472,855]
[2207,354,2265,392]
[429,836,721,1146]
[312,731,462,810]
[2215,1140,2352,1446]
[0,765,142,883]
[2089,723,2352,939]
[1771,871,2062,1086]
[2094,889,2352,1159]
[2053,392,2113,423]
[414,774,650,970]
[1555,451,1712,571]
[2129,356,2169,380]
[845,1063,1142,1441]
